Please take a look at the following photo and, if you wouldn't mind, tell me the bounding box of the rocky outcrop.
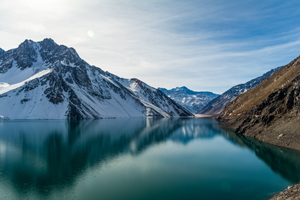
[218,55,300,151]
[0,48,4,57]
[270,184,300,200]
[198,67,281,115]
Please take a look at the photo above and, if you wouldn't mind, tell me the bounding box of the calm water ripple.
[0,118,299,200]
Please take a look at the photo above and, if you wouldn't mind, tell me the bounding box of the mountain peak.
[18,38,57,46]
[178,86,188,89]
[42,38,55,43]
[39,38,80,61]
[172,86,197,94]
[0,38,83,73]
[18,39,34,48]
[39,38,59,48]
[23,39,34,43]
[175,86,188,91]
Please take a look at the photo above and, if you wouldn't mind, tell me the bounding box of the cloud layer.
[1,0,300,93]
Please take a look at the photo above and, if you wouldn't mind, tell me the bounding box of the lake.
[0,118,299,200]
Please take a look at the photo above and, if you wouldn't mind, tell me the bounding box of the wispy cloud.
[1,0,300,93]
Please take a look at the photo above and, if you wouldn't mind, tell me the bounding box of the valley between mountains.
[0,38,298,153]
[0,38,299,152]
[0,38,282,121]
[1,38,300,199]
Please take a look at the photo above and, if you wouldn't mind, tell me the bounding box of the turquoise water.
[0,118,299,200]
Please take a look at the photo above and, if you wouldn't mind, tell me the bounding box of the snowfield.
[0,68,53,95]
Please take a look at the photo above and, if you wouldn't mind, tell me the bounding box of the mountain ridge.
[198,67,281,115]
[218,54,300,151]
[0,38,192,119]
[159,86,219,113]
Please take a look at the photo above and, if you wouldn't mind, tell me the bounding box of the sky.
[1,0,300,94]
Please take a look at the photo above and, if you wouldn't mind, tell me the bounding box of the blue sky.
[1,0,300,93]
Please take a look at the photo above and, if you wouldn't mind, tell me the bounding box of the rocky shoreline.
[270,183,300,200]
[218,116,300,151]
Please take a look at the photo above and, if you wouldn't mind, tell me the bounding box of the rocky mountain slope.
[0,39,192,119]
[218,55,300,151]
[159,86,218,113]
[198,67,281,115]
[0,48,4,57]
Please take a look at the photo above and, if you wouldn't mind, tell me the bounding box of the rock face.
[270,184,300,200]
[0,39,192,119]
[159,86,218,113]
[218,55,300,151]
[0,48,4,57]
[198,67,281,115]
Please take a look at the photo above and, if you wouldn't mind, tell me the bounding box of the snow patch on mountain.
[0,68,53,95]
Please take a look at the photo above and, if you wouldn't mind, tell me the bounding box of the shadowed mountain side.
[0,48,4,57]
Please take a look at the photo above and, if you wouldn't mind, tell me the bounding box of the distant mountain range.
[0,39,192,119]
[159,87,219,113]
[198,67,281,115]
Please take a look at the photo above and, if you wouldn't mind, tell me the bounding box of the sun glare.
[87,30,95,37]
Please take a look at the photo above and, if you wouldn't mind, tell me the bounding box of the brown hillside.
[218,55,300,151]
[222,55,300,119]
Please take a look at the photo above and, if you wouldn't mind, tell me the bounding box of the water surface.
[0,118,299,200]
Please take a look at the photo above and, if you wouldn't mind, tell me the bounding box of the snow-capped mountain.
[0,38,192,119]
[159,87,219,113]
[198,67,281,115]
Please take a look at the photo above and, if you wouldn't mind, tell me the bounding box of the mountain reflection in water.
[0,118,299,199]
[222,129,300,184]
